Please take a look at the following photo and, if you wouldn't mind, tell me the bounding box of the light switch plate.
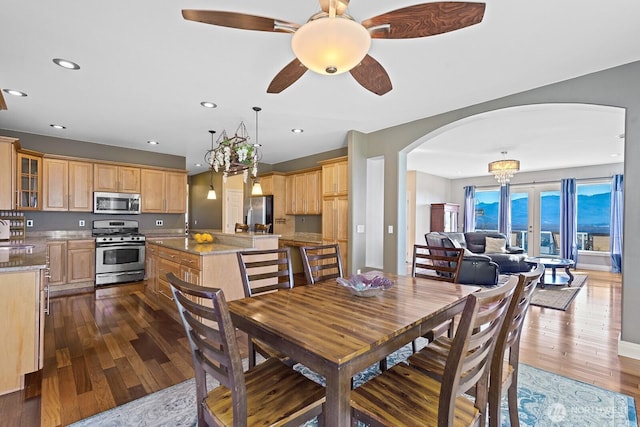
[387,225,393,234]
[357,225,365,233]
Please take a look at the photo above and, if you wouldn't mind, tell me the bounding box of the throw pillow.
[484,236,507,253]
[464,248,476,257]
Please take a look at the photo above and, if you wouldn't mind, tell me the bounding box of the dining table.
[227,272,479,427]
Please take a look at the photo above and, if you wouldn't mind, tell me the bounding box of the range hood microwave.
[93,192,141,215]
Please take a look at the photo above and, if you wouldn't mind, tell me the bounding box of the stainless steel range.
[92,219,145,286]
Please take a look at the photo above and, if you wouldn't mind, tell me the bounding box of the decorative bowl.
[337,271,394,297]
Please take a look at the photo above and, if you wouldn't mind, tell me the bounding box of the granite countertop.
[147,237,251,255]
[0,243,47,272]
[190,229,281,239]
[278,233,323,244]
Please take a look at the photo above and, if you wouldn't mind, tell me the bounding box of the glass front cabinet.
[17,151,42,210]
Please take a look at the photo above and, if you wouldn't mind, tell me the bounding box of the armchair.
[425,232,499,286]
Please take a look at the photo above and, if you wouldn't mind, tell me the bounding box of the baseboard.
[618,334,640,360]
[575,263,610,272]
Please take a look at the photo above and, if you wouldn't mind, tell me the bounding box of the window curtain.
[463,185,475,232]
[499,184,511,238]
[560,178,577,263]
[610,174,624,273]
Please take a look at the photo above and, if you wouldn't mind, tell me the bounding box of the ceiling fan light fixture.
[291,16,371,75]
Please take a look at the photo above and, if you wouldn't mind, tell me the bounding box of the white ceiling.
[0,0,638,176]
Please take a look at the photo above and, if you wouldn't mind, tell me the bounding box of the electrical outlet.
[79,220,85,227]
[155,220,163,226]
[26,219,33,227]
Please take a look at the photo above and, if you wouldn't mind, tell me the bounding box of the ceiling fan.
[0,90,7,110]
[182,1,486,96]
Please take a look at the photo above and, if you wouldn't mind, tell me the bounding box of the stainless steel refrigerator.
[244,195,274,233]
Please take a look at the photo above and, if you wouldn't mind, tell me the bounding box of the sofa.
[425,231,530,286]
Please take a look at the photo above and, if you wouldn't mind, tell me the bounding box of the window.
[577,182,611,252]
[474,190,499,231]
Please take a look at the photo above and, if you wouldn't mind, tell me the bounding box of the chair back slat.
[412,244,464,283]
[254,223,271,233]
[438,275,518,424]
[237,248,294,297]
[300,244,344,284]
[167,272,248,423]
[235,223,249,232]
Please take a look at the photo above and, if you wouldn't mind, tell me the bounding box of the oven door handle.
[96,241,146,247]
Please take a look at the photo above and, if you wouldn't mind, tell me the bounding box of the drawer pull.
[158,290,174,301]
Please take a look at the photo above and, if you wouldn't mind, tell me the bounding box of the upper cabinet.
[0,137,17,210]
[259,175,274,196]
[16,150,42,211]
[140,168,187,213]
[285,169,321,215]
[43,158,93,211]
[94,163,140,193]
[321,156,348,196]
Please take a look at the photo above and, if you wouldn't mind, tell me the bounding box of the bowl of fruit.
[336,271,394,297]
[193,232,213,244]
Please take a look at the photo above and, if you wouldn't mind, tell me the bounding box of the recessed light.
[3,89,27,97]
[147,140,159,145]
[291,128,304,133]
[53,58,81,70]
[50,124,66,130]
[194,163,202,167]
[610,153,621,157]
[200,101,217,109]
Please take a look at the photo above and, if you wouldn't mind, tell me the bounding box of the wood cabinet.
[16,151,42,210]
[94,163,141,193]
[145,243,159,294]
[155,246,202,310]
[47,239,95,290]
[0,269,45,395]
[67,239,95,284]
[259,175,274,195]
[47,241,67,286]
[140,168,187,213]
[321,157,348,196]
[0,137,17,210]
[321,157,349,272]
[43,158,93,211]
[286,169,322,215]
[430,203,459,232]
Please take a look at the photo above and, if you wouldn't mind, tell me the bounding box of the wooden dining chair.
[350,275,518,427]
[253,223,271,233]
[234,223,249,233]
[407,264,544,427]
[411,244,465,353]
[167,272,325,427]
[237,248,295,368]
[299,243,343,285]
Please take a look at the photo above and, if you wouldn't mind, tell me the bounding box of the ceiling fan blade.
[349,55,392,96]
[182,10,299,33]
[362,2,485,39]
[267,59,308,93]
[0,90,7,110]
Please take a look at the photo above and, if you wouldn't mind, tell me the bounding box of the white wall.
[406,170,451,261]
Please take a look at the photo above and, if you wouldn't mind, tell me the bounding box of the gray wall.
[0,129,185,169]
[2,129,188,234]
[188,172,223,230]
[349,60,640,346]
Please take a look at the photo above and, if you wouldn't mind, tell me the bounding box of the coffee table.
[525,257,575,288]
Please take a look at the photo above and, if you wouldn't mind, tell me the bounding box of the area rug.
[530,274,587,310]
[70,340,637,427]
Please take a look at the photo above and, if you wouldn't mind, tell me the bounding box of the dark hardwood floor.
[1,270,639,426]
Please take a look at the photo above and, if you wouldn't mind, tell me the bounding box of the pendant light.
[206,130,217,199]
[250,106,263,196]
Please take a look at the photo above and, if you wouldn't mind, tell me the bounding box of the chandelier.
[488,151,520,186]
[204,107,262,183]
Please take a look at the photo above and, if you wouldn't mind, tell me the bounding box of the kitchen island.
[0,245,48,396]
[146,231,279,315]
